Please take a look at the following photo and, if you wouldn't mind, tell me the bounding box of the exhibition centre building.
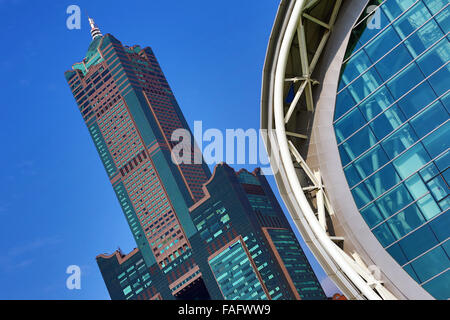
[261,0,449,299]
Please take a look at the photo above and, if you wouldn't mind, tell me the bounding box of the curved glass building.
[261,0,449,299]
[334,0,449,299]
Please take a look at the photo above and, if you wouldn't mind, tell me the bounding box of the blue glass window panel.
[435,6,450,33]
[417,194,441,220]
[426,175,448,201]
[441,92,450,113]
[438,196,449,211]
[422,269,450,300]
[369,104,406,140]
[387,243,408,265]
[386,63,424,100]
[393,2,431,38]
[420,162,440,182]
[397,81,437,118]
[403,264,420,282]
[209,240,267,300]
[347,68,383,104]
[374,44,413,81]
[344,164,362,188]
[404,174,429,200]
[372,223,396,247]
[443,240,450,257]
[351,39,363,58]
[341,126,378,161]
[411,246,449,283]
[393,143,431,179]
[365,26,401,62]
[381,123,418,158]
[434,149,449,171]
[429,212,450,242]
[365,164,401,199]
[386,204,426,240]
[422,120,450,158]
[399,224,438,260]
[381,0,418,22]
[361,203,385,228]
[423,0,447,15]
[354,145,389,179]
[338,78,346,92]
[411,101,447,138]
[340,50,373,87]
[357,8,390,46]
[442,168,450,185]
[427,64,450,96]
[403,19,444,58]
[416,39,450,77]
[393,2,431,33]
[376,184,414,219]
[338,144,351,167]
[335,108,366,144]
[335,88,357,120]
[358,86,395,120]
[351,183,373,209]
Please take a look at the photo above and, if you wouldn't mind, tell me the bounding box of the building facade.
[334,0,449,300]
[261,0,449,300]
[96,249,169,300]
[66,19,324,300]
[189,164,326,300]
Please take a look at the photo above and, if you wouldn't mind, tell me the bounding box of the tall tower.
[65,18,325,300]
[65,18,213,298]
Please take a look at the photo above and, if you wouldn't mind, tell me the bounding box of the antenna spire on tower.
[88,16,102,40]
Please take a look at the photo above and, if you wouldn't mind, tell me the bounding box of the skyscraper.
[189,164,325,300]
[261,0,449,300]
[65,19,325,300]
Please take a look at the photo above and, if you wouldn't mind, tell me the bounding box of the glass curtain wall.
[333,0,449,299]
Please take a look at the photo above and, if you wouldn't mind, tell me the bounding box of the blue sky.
[0,0,338,299]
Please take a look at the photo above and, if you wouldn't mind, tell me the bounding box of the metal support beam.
[289,138,396,300]
[284,0,342,118]
[286,131,308,139]
[285,80,308,122]
[304,0,322,11]
[285,76,307,82]
[296,20,315,112]
[302,12,330,29]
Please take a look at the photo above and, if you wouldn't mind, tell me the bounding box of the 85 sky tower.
[65,18,213,297]
[65,19,325,300]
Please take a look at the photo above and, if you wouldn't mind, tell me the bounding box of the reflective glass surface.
[334,0,450,299]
